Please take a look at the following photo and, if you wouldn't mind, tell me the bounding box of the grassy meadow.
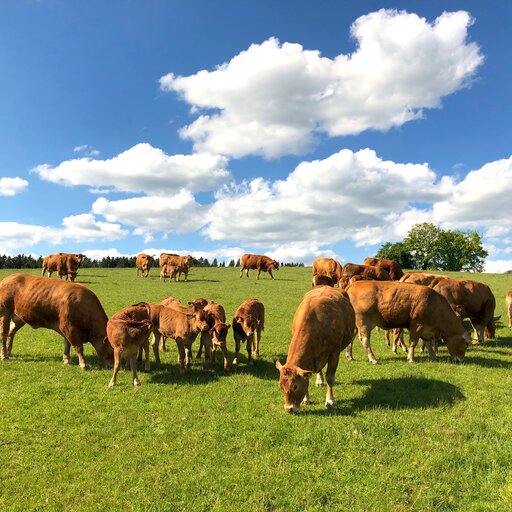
[0,266,511,511]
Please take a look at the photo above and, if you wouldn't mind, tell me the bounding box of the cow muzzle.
[285,404,300,415]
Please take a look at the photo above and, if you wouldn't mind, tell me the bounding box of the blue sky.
[1,0,512,270]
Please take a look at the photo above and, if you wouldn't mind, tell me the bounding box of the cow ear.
[275,360,283,371]
[296,367,313,377]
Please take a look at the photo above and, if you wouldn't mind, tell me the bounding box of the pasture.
[1,266,511,511]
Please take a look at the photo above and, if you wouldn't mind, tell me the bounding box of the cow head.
[446,331,470,363]
[270,259,279,271]
[235,314,260,337]
[190,309,210,332]
[188,298,208,311]
[184,255,193,265]
[485,315,501,339]
[96,337,114,368]
[275,361,312,414]
[210,322,230,346]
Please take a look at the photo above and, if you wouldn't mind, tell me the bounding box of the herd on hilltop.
[0,251,510,413]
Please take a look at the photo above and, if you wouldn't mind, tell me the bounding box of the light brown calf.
[196,301,231,370]
[232,299,265,365]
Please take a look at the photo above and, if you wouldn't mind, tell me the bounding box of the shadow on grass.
[304,376,465,416]
[7,353,63,364]
[463,356,512,369]
[147,364,221,385]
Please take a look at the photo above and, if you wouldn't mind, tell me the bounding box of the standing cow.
[42,253,85,281]
[506,289,512,329]
[363,257,404,281]
[0,274,113,369]
[232,299,265,365]
[136,253,153,278]
[239,254,279,280]
[276,287,355,413]
[159,254,193,282]
[312,258,343,287]
[431,278,498,344]
[345,280,470,364]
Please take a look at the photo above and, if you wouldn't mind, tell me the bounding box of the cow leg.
[470,320,484,344]
[233,336,241,366]
[245,268,249,278]
[268,269,274,280]
[252,330,259,359]
[1,314,11,360]
[196,337,204,359]
[175,340,186,372]
[5,317,24,358]
[394,328,407,354]
[315,371,325,387]
[256,269,261,280]
[151,332,161,368]
[62,338,72,365]
[358,327,379,365]
[108,346,122,387]
[407,331,421,363]
[345,341,354,361]
[219,344,230,370]
[325,351,341,408]
[385,329,391,348]
[202,339,211,371]
[508,305,512,328]
[239,266,244,278]
[424,340,437,361]
[142,338,150,371]
[301,383,311,405]
[246,335,253,364]
[184,342,192,369]
[130,352,141,386]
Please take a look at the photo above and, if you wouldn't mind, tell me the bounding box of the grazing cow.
[136,253,153,278]
[276,287,355,413]
[506,289,512,329]
[0,274,113,369]
[152,304,210,371]
[239,254,279,280]
[312,258,343,286]
[400,272,448,286]
[312,274,335,288]
[196,301,231,370]
[363,257,404,281]
[342,263,391,281]
[107,303,154,387]
[431,278,498,344]
[42,253,85,281]
[345,280,470,364]
[232,299,265,365]
[159,254,193,281]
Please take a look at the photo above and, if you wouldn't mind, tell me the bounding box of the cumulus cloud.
[0,215,127,254]
[92,190,207,235]
[265,243,337,264]
[161,9,482,158]
[34,143,231,195]
[204,148,450,247]
[0,177,29,196]
[83,248,132,260]
[484,260,512,274]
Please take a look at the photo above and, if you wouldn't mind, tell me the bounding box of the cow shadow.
[7,353,63,364]
[304,376,464,416]
[463,356,512,369]
[147,363,221,385]
[231,358,282,381]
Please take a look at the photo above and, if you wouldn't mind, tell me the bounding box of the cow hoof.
[370,360,380,365]
[81,364,91,371]
[133,379,141,387]
[108,381,116,388]
[63,359,71,366]
[325,399,334,409]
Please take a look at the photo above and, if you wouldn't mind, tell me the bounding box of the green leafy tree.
[375,242,414,269]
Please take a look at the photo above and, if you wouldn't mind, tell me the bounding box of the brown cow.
[42,253,85,281]
[152,304,209,371]
[363,257,404,281]
[232,299,265,364]
[159,254,193,281]
[345,280,470,364]
[136,253,153,278]
[506,289,512,329]
[239,254,279,280]
[400,272,447,286]
[0,274,113,369]
[276,287,356,413]
[312,258,343,286]
[159,263,178,282]
[431,278,498,344]
[196,301,231,370]
[342,263,391,281]
[107,302,154,387]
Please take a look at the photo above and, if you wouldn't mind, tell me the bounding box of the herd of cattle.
[1,252,510,414]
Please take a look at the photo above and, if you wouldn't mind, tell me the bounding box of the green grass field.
[1,266,511,511]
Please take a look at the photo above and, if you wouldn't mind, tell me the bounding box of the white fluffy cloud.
[34,143,231,195]
[484,260,512,274]
[0,215,126,254]
[92,190,207,234]
[161,10,482,158]
[204,148,451,247]
[0,177,29,196]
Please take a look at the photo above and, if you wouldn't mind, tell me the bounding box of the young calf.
[232,299,265,365]
[276,287,355,413]
[107,302,154,387]
[196,301,231,370]
[152,305,210,371]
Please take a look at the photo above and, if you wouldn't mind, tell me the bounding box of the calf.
[276,287,355,413]
[107,313,153,387]
[232,299,265,365]
[507,289,512,329]
[312,258,343,287]
[196,301,231,370]
[159,263,178,282]
[312,274,335,288]
[152,305,210,371]
[0,274,113,369]
[345,280,470,364]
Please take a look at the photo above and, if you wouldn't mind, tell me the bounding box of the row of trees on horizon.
[0,223,493,272]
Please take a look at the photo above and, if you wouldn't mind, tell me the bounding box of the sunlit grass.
[0,267,511,511]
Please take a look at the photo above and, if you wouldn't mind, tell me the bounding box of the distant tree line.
[0,254,301,269]
[376,222,488,272]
